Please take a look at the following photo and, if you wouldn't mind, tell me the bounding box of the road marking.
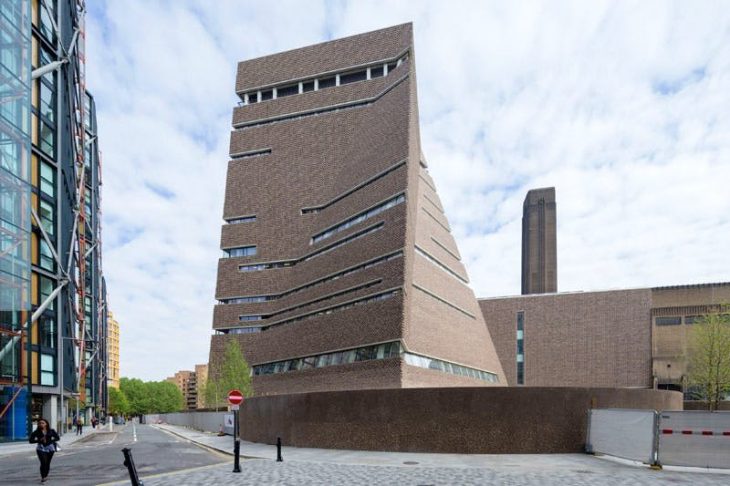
[133,422,137,442]
[96,462,227,486]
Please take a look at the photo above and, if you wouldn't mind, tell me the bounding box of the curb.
[151,424,259,459]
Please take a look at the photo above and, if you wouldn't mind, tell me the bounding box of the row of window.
[403,352,499,383]
[517,311,525,385]
[230,148,271,160]
[219,250,402,305]
[226,215,256,225]
[238,223,383,271]
[223,245,257,258]
[311,194,405,245]
[241,53,409,105]
[237,279,382,322]
[218,289,399,335]
[253,341,402,376]
[655,315,704,326]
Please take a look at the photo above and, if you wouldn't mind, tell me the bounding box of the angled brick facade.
[209,24,505,395]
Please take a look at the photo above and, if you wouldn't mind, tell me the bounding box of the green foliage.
[119,377,185,415]
[120,377,149,416]
[203,341,252,409]
[687,307,730,411]
[108,387,130,416]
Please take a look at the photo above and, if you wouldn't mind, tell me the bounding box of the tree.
[120,377,150,416]
[119,377,185,415]
[687,306,730,411]
[146,381,184,413]
[203,341,253,410]
[108,387,130,416]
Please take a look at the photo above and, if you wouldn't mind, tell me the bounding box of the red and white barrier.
[661,428,730,436]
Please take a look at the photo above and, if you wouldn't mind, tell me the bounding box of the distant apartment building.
[521,187,557,294]
[208,23,505,396]
[1,0,107,441]
[167,364,208,410]
[107,311,120,389]
[194,364,208,409]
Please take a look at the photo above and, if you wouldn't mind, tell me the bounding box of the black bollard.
[233,439,241,473]
[276,437,283,462]
[122,448,144,486]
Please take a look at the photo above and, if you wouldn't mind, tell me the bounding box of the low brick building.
[479,282,730,393]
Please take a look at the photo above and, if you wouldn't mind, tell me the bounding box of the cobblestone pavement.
[136,458,730,485]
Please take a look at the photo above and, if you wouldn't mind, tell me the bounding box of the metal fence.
[586,409,658,464]
[658,411,730,469]
[144,411,234,435]
[587,409,730,469]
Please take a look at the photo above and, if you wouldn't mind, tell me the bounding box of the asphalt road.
[0,423,228,485]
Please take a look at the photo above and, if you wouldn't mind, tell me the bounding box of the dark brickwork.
[521,187,557,294]
[239,387,682,453]
[209,23,506,394]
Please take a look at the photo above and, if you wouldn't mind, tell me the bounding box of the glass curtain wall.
[0,0,32,442]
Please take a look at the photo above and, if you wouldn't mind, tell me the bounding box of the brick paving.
[140,458,729,486]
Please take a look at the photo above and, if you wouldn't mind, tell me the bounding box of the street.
[0,423,227,485]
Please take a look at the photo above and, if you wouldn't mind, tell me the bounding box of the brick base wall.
[239,387,682,453]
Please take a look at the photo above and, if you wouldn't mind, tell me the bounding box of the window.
[247,93,258,104]
[253,341,402,376]
[224,246,257,258]
[220,295,270,305]
[40,353,55,386]
[387,61,397,73]
[238,315,262,322]
[311,194,405,244]
[39,239,54,271]
[39,119,54,156]
[318,76,336,89]
[39,276,54,310]
[38,1,56,41]
[226,215,256,224]
[260,90,273,101]
[39,317,55,348]
[38,199,54,236]
[517,311,525,385]
[370,66,384,78]
[40,161,54,197]
[656,316,681,326]
[684,315,702,325]
[39,80,55,122]
[403,352,499,383]
[340,70,367,85]
[302,81,315,92]
[277,84,298,97]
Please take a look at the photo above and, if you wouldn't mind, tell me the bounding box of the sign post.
[227,390,244,473]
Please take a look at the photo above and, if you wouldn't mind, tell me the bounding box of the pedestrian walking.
[29,418,60,483]
[76,416,84,435]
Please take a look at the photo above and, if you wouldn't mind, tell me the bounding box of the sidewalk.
[152,423,602,470]
[0,423,104,457]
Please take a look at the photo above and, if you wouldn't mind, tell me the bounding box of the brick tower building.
[521,187,557,294]
[209,23,505,395]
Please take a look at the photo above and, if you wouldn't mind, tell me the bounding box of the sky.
[85,0,730,381]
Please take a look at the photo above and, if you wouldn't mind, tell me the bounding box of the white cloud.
[87,0,730,380]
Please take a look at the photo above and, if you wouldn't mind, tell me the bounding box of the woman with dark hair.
[29,418,60,483]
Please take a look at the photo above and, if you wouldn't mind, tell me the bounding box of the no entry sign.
[228,389,244,406]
